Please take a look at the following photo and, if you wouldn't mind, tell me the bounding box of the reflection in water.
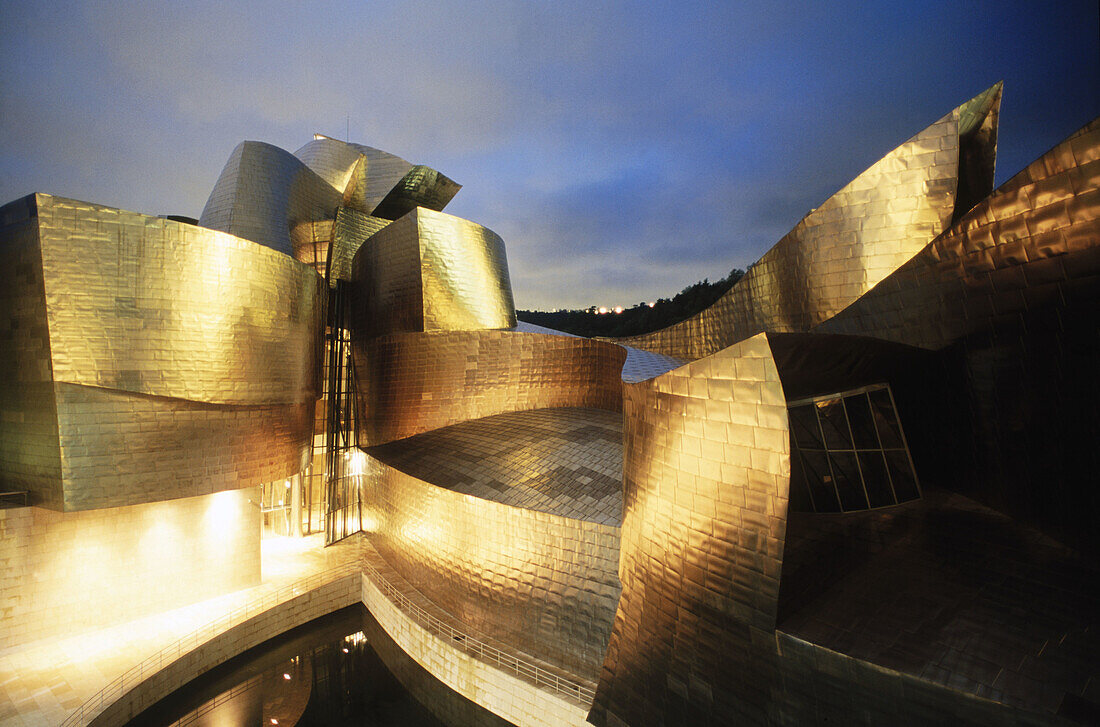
[126,605,512,727]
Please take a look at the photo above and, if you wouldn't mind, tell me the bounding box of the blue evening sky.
[1,0,1096,310]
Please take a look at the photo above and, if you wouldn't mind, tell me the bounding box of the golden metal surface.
[351,330,625,446]
[325,206,391,286]
[289,219,333,275]
[371,165,462,220]
[360,452,621,680]
[200,141,343,257]
[350,207,517,337]
[54,383,311,511]
[35,194,322,405]
[0,194,321,510]
[820,117,1100,348]
[368,407,623,525]
[294,135,415,214]
[591,333,791,725]
[614,85,1001,361]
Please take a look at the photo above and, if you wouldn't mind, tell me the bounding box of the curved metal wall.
[292,136,368,194]
[325,206,391,285]
[361,454,622,680]
[293,136,415,214]
[612,86,1001,361]
[0,194,322,510]
[199,141,343,257]
[590,333,791,725]
[350,208,517,338]
[819,117,1100,556]
[819,117,1100,349]
[351,330,626,446]
[371,165,462,220]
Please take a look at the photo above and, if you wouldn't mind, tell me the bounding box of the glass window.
[787,384,920,513]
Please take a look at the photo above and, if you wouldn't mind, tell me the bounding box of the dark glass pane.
[816,399,852,449]
[859,451,895,507]
[789,405,823,449]
[869,388,903,448]
[801,450,840,512]
[829,452,868,510]
[885,450,920,502]
[788,450,814,512]
[845,393,879,449]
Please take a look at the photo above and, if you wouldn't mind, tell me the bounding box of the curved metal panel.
[819,117,1100,349]
[289,219,333,275]
[54,383,311,511]
[370,165,462,220]
[199,141,342,256]
[590,333,791,725]
[324,206,391,286]
[360,452,621,680]
[612,86,1002,361]
[351,330,626,446]
[36,195,323,406]
[350,208,517,338]
[293,136,367,193]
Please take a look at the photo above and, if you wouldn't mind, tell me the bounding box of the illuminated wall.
[293,136,413,214]
[200,141,343,257]
[0,489,260,651]
[0,193,322,511]
[361,456,621,679]
[353,330,625,446]
[590,333,791,725]
[350,207,516,337]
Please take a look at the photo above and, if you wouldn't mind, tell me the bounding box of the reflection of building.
[2,85,1098,726]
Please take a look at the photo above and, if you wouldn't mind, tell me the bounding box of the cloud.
[1,0,1096,309]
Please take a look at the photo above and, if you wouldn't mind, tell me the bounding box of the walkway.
[0,534,361,727]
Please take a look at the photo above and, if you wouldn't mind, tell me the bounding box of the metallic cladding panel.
[350,208,516,338]
[361,454,622,680]
[293,136,366,193]
[367,407,623,525]
[819,117,1100,350]
[612,87,1003,361]
[953,82,1002,222]
[0,194,321,509]
[590,333,791,725]
[351,330,626,446]
[54,382,312,511]
[352,212,425,336]
[199,141,343,256]
[343,141,416,213]
[371,165,462,220]
[325,206,391,286]
[0,197,62,505]
[289,219,334,275]
[36,194,323,406]
[418,208,516,331]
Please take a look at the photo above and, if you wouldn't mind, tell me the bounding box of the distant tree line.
[518,268,745,338]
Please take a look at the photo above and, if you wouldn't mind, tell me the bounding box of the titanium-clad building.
[1,86,1097,726]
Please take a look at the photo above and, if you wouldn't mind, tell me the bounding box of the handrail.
[61,562,359,727]
[63,554,595,726]
[361,558,596,706]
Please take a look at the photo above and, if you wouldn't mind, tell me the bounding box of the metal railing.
[166,673,264,727]
[61,563,359,727]
[361,559,597,706]
[62,553,595,726]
